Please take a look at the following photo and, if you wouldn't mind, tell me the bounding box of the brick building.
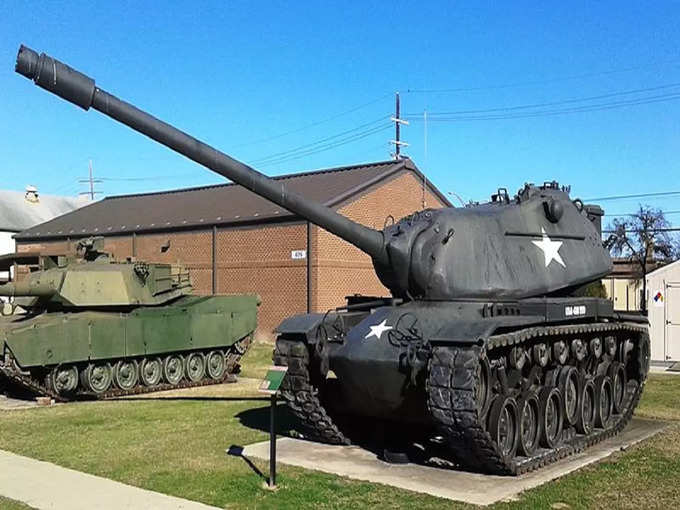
[14,159,450,337]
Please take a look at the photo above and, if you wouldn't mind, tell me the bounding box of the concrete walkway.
[0,450,221,510]
[244,417,667,506]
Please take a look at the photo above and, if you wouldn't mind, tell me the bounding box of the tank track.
[274,339,350,445]
[427,322,648,475]
[0,335,252,402]
[275,321,649,475]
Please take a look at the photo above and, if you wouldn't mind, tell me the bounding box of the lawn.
[0,343,678,509]
[0,497,34,510]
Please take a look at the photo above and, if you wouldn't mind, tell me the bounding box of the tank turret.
[15,45,612,302]
[0,237,192,307]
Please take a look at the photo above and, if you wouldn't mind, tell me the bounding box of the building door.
[665,282,680,360]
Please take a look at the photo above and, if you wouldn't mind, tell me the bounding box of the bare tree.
[606,205,679,312]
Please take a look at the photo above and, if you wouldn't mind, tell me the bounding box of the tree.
[606,205,679,312]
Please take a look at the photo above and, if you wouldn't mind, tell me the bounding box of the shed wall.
[647,261,680,362]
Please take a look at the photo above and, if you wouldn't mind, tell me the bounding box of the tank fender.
[275,313,328,343]
[430,315,544,345]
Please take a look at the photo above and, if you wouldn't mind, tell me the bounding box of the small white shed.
[647,259,680,362]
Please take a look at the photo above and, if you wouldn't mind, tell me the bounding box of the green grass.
[0,357,679,509]
[0,496,34,510]
[238,340,275,380]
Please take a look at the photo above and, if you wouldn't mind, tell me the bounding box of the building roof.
[0,189,81,233]
[15,159,450,241]
[646,257,680,279]
[609,257,664,279]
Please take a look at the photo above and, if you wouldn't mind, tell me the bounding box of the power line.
[407,83,680,117]
[605,210,680,217]
[603,227,680,233]
[586,191,680,202]
[231,93,392,149]
[404,91,680,122]
[404,58,680,94]
[97,175,196,181]
[255,124,393,167]
[250,116,392,166]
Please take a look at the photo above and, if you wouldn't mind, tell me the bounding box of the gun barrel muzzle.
[0,280,58,298]
[16,45,95,110]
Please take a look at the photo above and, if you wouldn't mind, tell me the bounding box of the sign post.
[259,365,288,488]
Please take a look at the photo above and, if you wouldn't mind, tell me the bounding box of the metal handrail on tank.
[14,45,387,265]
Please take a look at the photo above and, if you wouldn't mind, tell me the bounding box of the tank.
[15,45,650,474]
[0,236,259,400]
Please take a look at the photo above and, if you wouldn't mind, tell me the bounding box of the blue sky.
[1,1,679,223]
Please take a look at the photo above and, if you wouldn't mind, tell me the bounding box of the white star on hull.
[532,227,566,268]
[365,319,392,340]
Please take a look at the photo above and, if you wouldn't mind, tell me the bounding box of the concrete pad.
[650,366,680,375]
[243,417,667,506]
[0,449,220,510]
[0,394,42,411]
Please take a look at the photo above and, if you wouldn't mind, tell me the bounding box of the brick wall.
[135,231,213,294]
[216,223,307,336]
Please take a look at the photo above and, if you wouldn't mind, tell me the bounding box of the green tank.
[0,237,260,400]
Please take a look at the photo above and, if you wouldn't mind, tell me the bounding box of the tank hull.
[274,298,650,475]
[0,294,259,399]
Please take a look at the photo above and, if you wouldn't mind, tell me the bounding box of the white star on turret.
[365,320,392,340]
[532,228,566,268]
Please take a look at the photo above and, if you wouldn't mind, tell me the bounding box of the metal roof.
[16,159,450,241]
[0,189,81,232]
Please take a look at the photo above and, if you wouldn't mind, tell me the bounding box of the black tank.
[15,45,650,475]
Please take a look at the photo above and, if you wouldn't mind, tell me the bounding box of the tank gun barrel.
[0,280,58,298]
[15,45,387,264]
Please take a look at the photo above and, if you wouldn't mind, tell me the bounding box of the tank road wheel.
[140,357,162,386]
[51,365,79,395]
[608,362,627,414]
[571,339,587,362]
[517,393,540,456]
[553,340,569,365]
[533,343,550,368]
[487,396,520,460]
[590,337,603,359]
[576,379,596,435]
[605,336,617,357]
[206,350,226,381]
[594,376,613,428]
[163,355,184,385]
[185,352,206,382]
[113,360,139,391]
[82,363,113,394]
[539,387,563,448]
[558,366,580,427]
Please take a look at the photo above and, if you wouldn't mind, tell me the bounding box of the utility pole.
[78,159,102,200]
[390,92,409,159]
[422,109,427,209]
[88,160,95,200]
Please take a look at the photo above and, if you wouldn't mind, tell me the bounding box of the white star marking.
[365,319,393,340]
[532,228,566,268]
